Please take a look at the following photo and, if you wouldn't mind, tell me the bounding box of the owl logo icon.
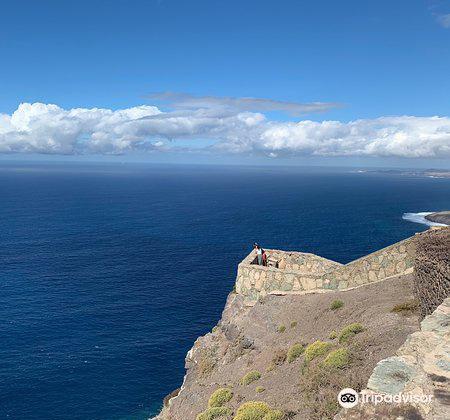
[338,388,359,408]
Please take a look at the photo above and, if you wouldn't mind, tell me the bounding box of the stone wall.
[236,233,420,305]
[414,227,450,318]
[235,250,337,304]
[265,249,342,273]
[321,235,416,290]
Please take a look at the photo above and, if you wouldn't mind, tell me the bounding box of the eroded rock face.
[152,228,448,420]
[425,211,450,225]
[336,298,450,420]
[152,276,420,420]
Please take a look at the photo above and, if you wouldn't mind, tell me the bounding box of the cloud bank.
[0,102,449,159]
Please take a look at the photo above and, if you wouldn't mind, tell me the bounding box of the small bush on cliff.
[197,406,232,420]
[304,341,333,362]
[233,401,283,420]
[287,343,304,363]
[233,401,270,420]
[241,370,262,385]
[262,410,284,420]
[323,348,349,369]
[198,347,218,377]
[290,321,297,328]
[328,330,337,340]
[391,299,419,314]
[330,299,344,310]
[298,360,364,420]
[265,363,275,372]
[338,323,364,343]
[256,386,265,393]
[271,349,287,366]
[277,325,286,333]
[208,388,233,408]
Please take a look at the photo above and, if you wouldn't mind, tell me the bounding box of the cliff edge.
[153,227,449,420]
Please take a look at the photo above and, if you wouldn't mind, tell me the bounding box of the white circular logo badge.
[338,388,359,408]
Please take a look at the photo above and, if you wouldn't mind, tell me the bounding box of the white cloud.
[0,102,449,159]
[251,116,450,158]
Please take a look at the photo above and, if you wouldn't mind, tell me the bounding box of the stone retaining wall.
[235,250,341,304]
[321,236,416,290]
[236,233,421,305]
[414,227,450,318]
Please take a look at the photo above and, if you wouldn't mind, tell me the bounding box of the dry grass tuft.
[391,299,419,314]
[198,347,218,377]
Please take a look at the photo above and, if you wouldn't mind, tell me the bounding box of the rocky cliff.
[152,227,449,420]
[425,211,450,225]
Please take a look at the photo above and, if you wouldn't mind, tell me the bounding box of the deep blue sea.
[1,162,449,420]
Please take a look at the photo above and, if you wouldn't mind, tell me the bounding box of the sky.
[0,0,449,167]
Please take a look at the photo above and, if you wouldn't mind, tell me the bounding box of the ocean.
[1,162,449,420]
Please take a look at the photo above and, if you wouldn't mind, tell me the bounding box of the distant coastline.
[425,211,450,225]
[353,169,450,178]
[403,211,449,227]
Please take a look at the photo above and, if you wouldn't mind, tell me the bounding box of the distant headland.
[425,211,450,225]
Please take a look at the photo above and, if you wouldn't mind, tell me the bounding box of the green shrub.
[330,299,344,310]
[290,321,298,328]
[323,348,349,369]
[277,325,286,333]
[241,370,262,385]
[304,341,333,362]
[287,343,304,363]
[328,330,337,340]
[208,388,233,408]
[256,386,265,393]
[197,406,232,420]
[233,401,271,420]
[262,410,284,420]
[338,323,364,343]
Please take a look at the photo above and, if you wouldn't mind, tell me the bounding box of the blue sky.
[0,0,449,166]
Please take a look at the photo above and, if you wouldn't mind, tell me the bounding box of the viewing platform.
[235,233,422,305]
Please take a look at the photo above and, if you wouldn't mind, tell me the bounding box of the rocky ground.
[336,296,450,420]
[154,274,420,420]
[425,211,450,225]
